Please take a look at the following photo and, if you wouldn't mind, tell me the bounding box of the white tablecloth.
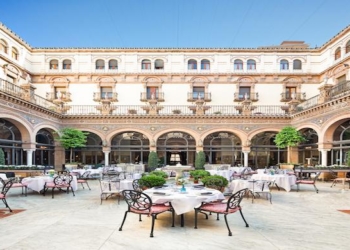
[229,179,252,194]
[250,174,296,192]
[22,175,78,193]
[0,173,7,181]
[207,169,235,181]
[144,187,225,215]
[71,169,102,177]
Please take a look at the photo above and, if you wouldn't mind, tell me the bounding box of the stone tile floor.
[0,180,349,250]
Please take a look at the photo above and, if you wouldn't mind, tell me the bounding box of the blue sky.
[1,0,350,48]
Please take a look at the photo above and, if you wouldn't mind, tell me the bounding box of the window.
[101,87,113,99]
[201,59,210,70]
[11,47,18,60]
[188,59,197,70]
[247,59,256,70]
[346,40,350,54]
[155,59,164,70]
[335,47,341,60]
[239,87,250,99]
[6,75,15,84]
[337,75,346,84]
[193,86,204,99]
[146,87,159,99]
[234,59,243,70]
[0,39,8,53]
[96,59,105,69]
[141,59,151,70]
[280,60,289,70]
[50,59,58,69]
[109,59,118,69]
[293,59,302,70]
[286,87,297,99]
[62,59,71,70]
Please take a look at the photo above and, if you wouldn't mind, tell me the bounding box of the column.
[24,149,35,166]
[104,151,110,166]
[243,151,250,167]
[319,149,330,166]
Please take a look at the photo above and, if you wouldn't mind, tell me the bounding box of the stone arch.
[153,128,197,144]
[106,128,152,145]
[49,76,70,84]
[200,128,246,144]
[234,76,257,84]
[319,115,350,144]
[0,114,32,143]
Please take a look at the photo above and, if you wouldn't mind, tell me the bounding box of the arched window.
[11,47,19,60]
[188,59,197,70]
[50,59,58,70]
[141,59,151,70]
[280,60,289,70]
[335,47,341,60]
[62,59,71,70]
[0,39,8,54]
[247,59,256,70]
[201,59,210,70]
[109,59,118,69]
[346,40,350,54]
[155,59,164,70]
[234,59,243,70]
[96,59,105,69]
[293,59,302,70]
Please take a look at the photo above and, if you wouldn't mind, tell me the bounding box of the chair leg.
[239,209,249,227]
[150,214,156,237]
[313,184,319,193]
[118,211,128,231]
[199,211,208,219]
[52,188,55,199]
[274,183,281,191]
[171,209,175,227]
[2,198,12,212]
[296,184,299,192]
[224,214,232,236]
[86,181,91,190]
[80,183,85,189]
[139,214,142,221]
[71,187,75,196]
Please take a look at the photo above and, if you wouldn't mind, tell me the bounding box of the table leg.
[180,214,184,227]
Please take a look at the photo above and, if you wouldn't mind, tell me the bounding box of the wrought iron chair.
[99,178,122,205]
[329,168,350,189]
[248,180,274,204]
[119,190,175,238]
[296,172,321,193]
[1,180,13,212]
[43,174,75,198]
[0,177,28,196]
[194,188,249,236]
[77,171,91,190]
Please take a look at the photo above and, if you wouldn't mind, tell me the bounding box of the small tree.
[274,126,306,163]
[148,151,159,171]
[55,128,89,163]
[195,151,206,170]
[0,148,5,165]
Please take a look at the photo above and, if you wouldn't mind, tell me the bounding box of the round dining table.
[21,175,78,193]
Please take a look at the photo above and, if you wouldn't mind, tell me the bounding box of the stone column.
[103,150,110,166]
[24,149,35,166]
[243,151,250,167]
[319,149,330,166]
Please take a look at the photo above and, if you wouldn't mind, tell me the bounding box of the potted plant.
[172,109,181,114]
[274,126,306,164]
[201,175,229,192]
[148,151,159,171]
[139,174,166,188]
[189,169,211,183]
[195,151,206,170]
[150,170,168,179]
[54,128,89,168]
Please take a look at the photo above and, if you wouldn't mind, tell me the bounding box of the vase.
[180,184,186,192]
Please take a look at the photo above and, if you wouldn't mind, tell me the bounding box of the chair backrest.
[226,188,247,211]
[312,172,321,183]
[132,179,142,192]
[0,177,5,187]
[1,180,13,195]
[122,190,152,212]
[53,174,72,185]
[81,171,91,178]
[328,168,338,179]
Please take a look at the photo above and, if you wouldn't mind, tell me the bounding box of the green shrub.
[148,151,159,171]
[195,151,206,170]
[189,170,210,180]
[150,170,168,178]
[0,148,5,165]
[202,175,228,188]
[139,174,166,188]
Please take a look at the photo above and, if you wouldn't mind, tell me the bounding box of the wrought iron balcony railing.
[140,92,165,102]
[93,92,118,102]
[233,92,259,102]
[280,92,306,102]
[187,92,211,102]
[46,92,72,102]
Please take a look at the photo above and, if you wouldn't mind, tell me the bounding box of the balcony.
[93,92,118,102]
[187,92,211,102]
[233,92,259,102]
[280,92,306,102]
[47,92,72,102]
[140,92,165,102]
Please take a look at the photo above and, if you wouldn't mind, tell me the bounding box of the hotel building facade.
[0,23,350,169]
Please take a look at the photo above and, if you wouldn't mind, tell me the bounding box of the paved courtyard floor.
[0,179,349,250]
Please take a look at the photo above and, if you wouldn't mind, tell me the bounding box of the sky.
[0,0,350,49]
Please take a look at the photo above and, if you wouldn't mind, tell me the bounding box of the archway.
[0,118,24,165]
[35,129,55,166]
[298,128,319,166]
[203,131,242,165]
